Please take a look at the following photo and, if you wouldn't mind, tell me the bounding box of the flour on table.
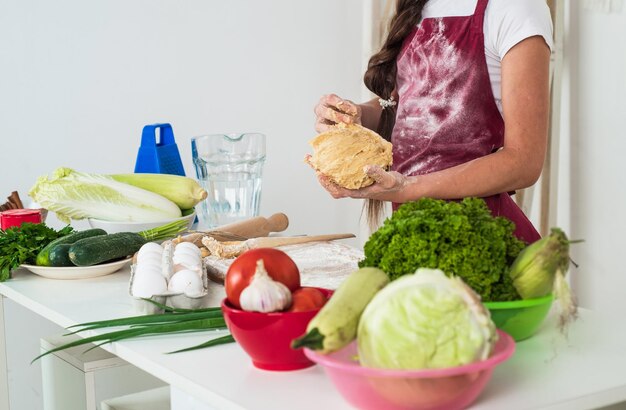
[203,241,364,290]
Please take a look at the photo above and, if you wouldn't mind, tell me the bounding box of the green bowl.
[484,294,554,341]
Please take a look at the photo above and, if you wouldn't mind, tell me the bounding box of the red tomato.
[225,248,300,309]
[287,287,328,312]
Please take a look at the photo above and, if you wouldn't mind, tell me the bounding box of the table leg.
[0,295,10,410]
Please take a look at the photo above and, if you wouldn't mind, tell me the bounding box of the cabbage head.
[357,268,496,370]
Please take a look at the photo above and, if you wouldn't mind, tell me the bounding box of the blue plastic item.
[134,123,186,176]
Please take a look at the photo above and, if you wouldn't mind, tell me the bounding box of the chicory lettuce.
[29,168,182,223]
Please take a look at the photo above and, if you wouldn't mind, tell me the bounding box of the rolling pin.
[244,233,354,248]
[202,233,356,260]
[213,213,289,239]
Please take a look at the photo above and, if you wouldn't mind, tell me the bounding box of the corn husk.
[508,227,579,332]
[111,173,207,210]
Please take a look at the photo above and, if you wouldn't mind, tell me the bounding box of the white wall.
[0,0,366,238]
[567,3,626,311]
[0,1,367,408]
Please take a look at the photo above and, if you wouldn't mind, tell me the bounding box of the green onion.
[33,305,234,363]
[141,297,220,313]
[66,307,223,330]
[65,310,224,335]
[167,334,235,354]
[138,219,190,242]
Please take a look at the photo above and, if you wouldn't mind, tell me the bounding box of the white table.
[1,266,625,410]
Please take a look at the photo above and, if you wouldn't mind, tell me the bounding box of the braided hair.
[363,0,427,229]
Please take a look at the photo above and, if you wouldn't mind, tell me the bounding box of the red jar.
[0,209,43,230]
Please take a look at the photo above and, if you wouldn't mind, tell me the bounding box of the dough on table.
[308,124,393,189]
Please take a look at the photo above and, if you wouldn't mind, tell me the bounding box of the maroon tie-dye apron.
[391,0,541,243]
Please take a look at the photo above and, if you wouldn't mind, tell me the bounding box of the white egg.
[173,264,202,278]
[138,242,163,256]
[173,246,201,259]
[168,269,204,297]
[173,248,200,262]
[137,251,163,266]
[131,269,168,298]
[172,252,201,271]
[137,244,163,263]
[135,261,162,275]
[174,242,201,256]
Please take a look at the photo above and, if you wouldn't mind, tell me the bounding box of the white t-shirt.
[421,0,554,114]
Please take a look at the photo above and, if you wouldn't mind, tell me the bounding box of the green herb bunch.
[359,198,526,302]
[0,223,74,282]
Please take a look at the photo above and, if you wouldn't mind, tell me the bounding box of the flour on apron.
[390,0,541,243]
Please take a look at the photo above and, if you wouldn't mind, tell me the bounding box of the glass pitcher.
[191,133,266,228]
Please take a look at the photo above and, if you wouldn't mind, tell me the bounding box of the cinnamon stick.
[1,191,25,212]
[9,191,24,209]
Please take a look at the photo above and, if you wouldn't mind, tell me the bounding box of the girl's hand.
[314,94,362,133]
[306,155,409,202]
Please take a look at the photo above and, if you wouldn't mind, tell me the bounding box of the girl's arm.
[316,36,551,202]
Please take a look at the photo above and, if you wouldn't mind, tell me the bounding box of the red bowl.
[221,288,332,371]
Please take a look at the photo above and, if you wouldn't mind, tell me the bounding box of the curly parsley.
[0,223,74,282]
[359,198,526,302]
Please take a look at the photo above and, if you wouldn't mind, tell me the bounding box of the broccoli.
[359,198,526,302]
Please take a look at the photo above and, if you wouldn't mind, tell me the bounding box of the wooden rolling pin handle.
[266,212,289,233]
[247,233,355,249]
[216,213,289,239]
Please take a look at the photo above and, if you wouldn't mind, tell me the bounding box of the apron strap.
[472,0,489,31]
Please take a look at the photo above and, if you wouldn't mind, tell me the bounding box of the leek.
[29,168,182,223]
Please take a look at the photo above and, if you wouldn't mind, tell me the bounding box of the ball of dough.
[308,124,393,189]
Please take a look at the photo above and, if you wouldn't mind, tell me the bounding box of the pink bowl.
[221,288,332,371]
[305,329,515,410]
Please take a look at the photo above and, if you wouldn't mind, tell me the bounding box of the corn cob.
[508,227,579,331]
[509,228,569,298]
[111,173,207,210]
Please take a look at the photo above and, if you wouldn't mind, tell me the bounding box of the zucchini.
[48,244,73,267]
[69,233,147,266]
[36,228,107,266]
[292,267,389,353]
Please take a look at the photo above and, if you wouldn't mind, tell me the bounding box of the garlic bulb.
[240,260,292,313]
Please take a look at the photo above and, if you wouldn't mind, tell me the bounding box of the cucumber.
[69,233,147,266]
[48,244,73,267]
[36,228,107,266]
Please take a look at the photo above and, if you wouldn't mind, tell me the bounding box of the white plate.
[21,258,131,280]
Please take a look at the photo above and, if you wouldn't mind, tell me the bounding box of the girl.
[311,0,553,243]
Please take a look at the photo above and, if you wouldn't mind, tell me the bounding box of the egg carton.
[129,262,216,315]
